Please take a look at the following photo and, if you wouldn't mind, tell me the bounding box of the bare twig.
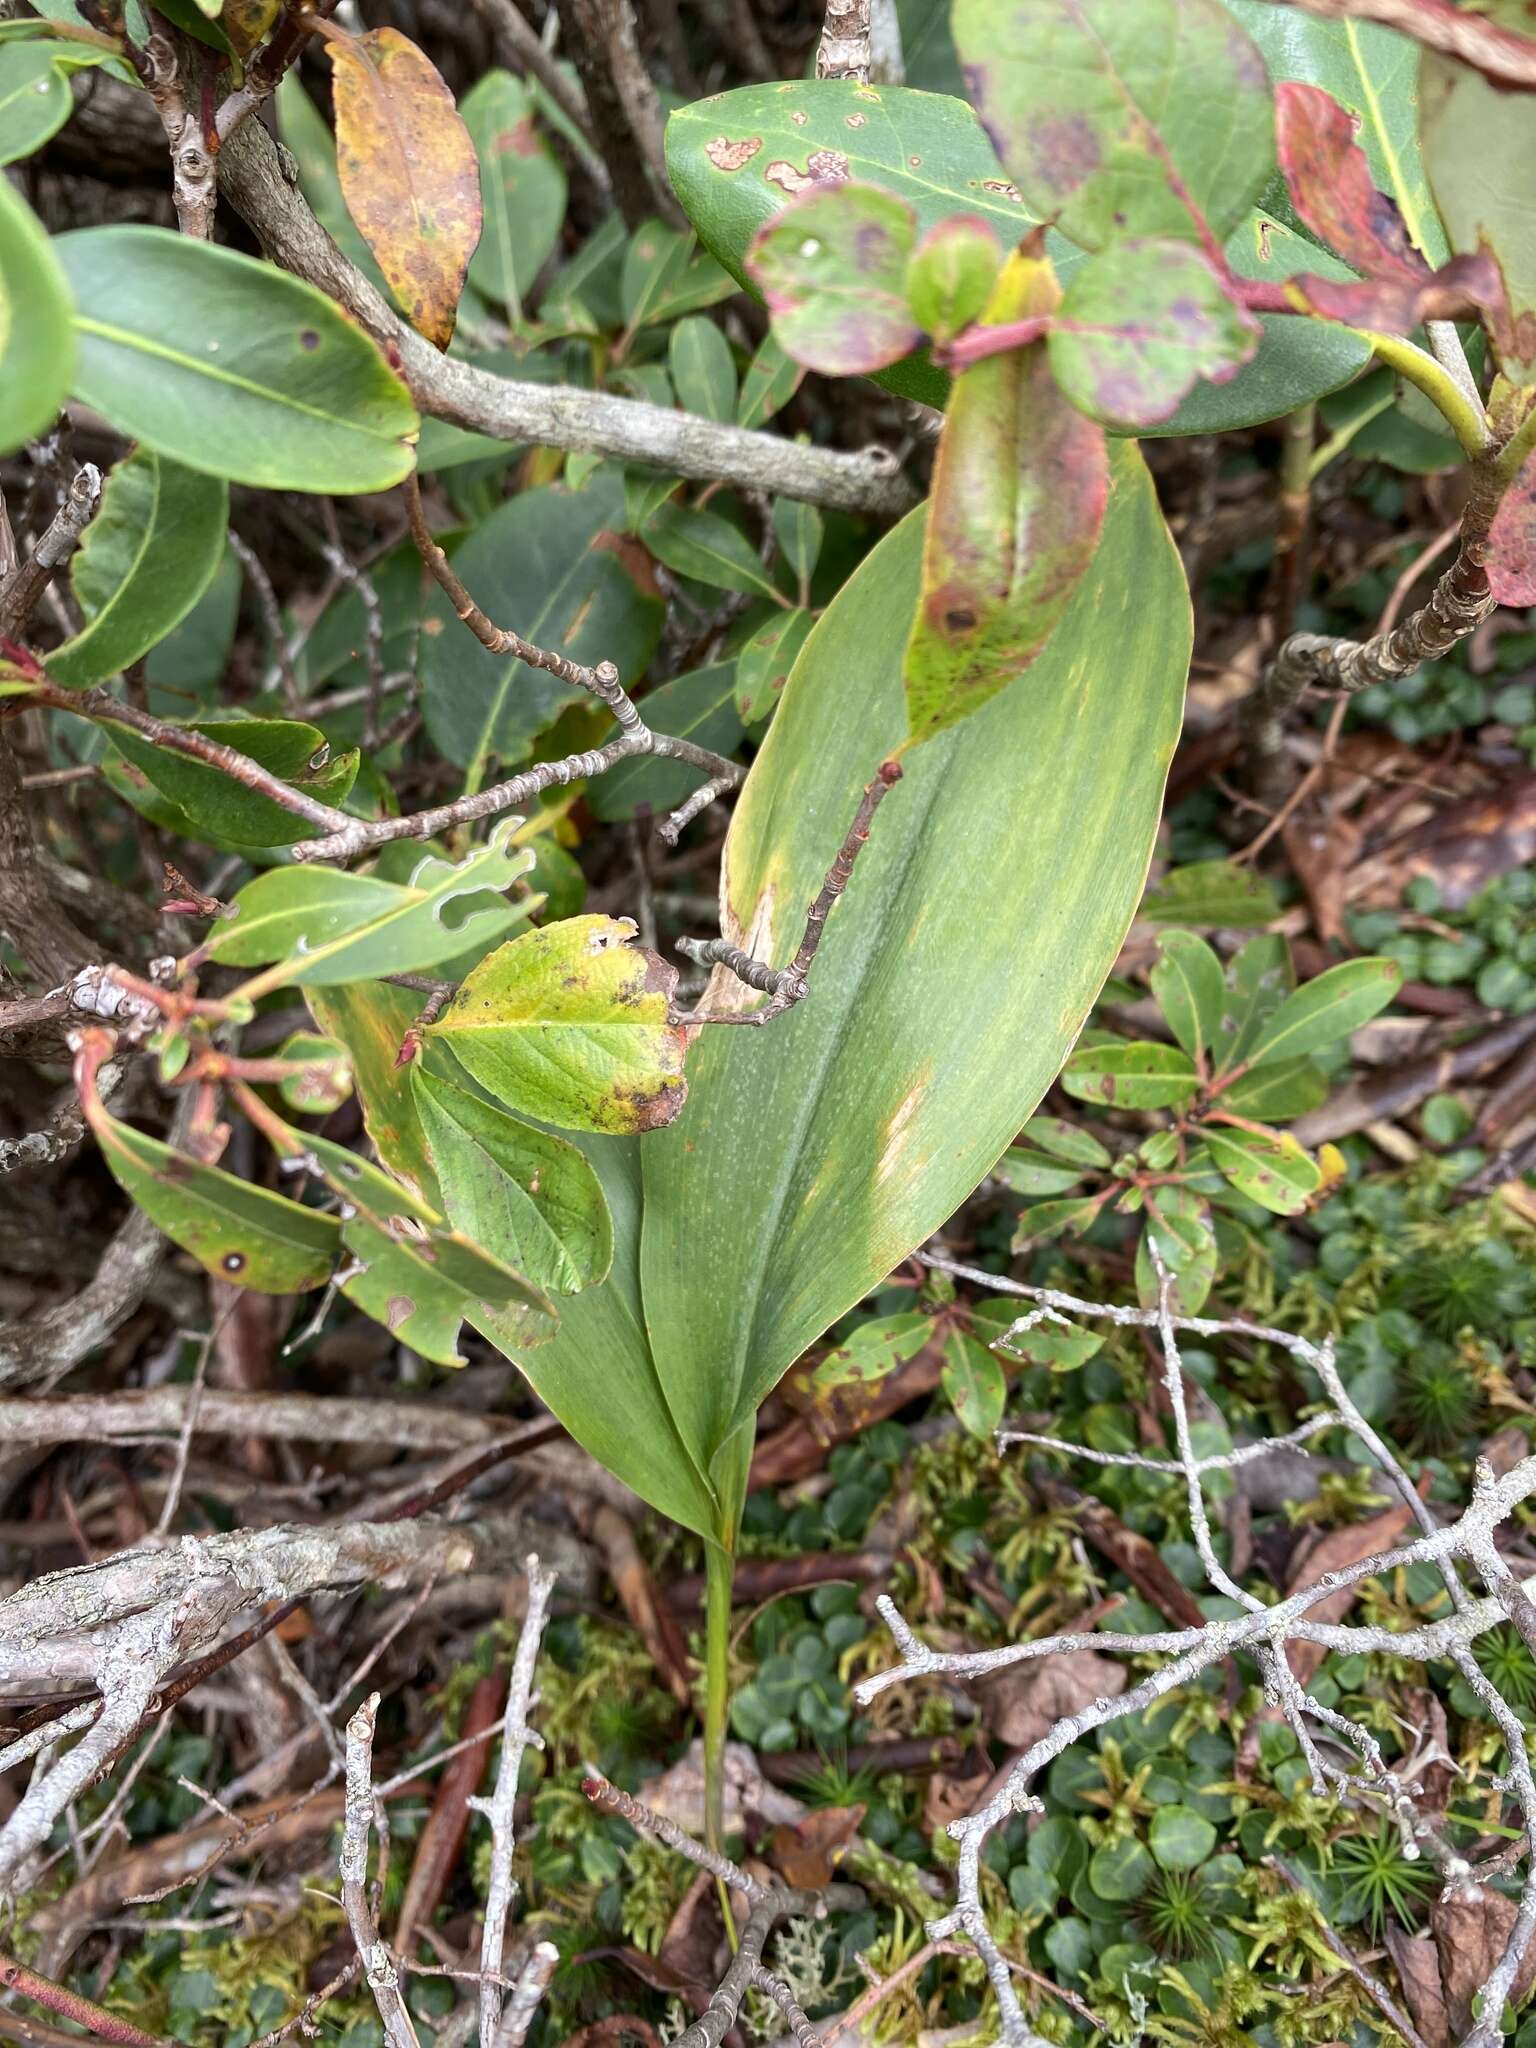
[465,0,604,171]
[0,1953,175,2048]
[135,22,216,238]
[228,531,301,711]
[816,0,871,80]
[341,1696,420,2048]
[0,465,100,641]
[565,0,682,225]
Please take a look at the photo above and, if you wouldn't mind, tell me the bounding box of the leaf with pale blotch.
[1421,50,1536,385]
[413,1069,613,1295]
[88,1105,340,1293]
[905,214,1003,342]
[221,0,280,56]
[208,820,535,991]
[746,181,921,376]
[269,1122,555,1365]
[51,449,226,687]
[1050,238,1260,429]
[323,24,482,350]
[941,1327,1007,1438]
[906,244,1107,744]
[1488,446,1536,605]
[427,914,688,1135]
[1204,1124,1322,1215]
[955,0,1274,253]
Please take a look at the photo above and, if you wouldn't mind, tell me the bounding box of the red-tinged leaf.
[1488,447,1536,606]
[745,181,920,376]
[1050,237,1260,429]
[905,214,1003,345]
[322,24,482,350]
[1275,81,1427,285]
[1293,249,1507,335]
[904,242,1108,745]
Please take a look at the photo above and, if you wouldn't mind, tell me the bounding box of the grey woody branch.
[0,464,100,642]
[855,1251,1536,2048]
[341,1696,420,2048]
[816,0,873,81]
[215,118,916,520]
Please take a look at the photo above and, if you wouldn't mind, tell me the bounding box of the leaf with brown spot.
[1432,1885,1536,2035]
[320,22,482,350]
[905,241,1107,745]
[221,0,280,58]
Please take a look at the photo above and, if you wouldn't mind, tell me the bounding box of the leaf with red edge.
[1049,237,1260,429]
[1275,80,1426,284]
[321,23,482,350]
[1292,249,1506,335]
[905,239,1108,745]
[746,181,920,375]
[1488,448,1536,606]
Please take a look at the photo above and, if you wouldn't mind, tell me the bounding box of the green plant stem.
[1355,329,1492,459]
[703,1537,734,1859]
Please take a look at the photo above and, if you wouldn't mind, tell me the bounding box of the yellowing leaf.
[323,24,482,350]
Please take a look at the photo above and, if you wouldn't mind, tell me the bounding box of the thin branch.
[0,1953,175,2048]
[0,465,100,641]
[1268,1859,1432,2048]
[135,21,216,238]
[565,0,682,226]
[816,0,872,80]
[675,759,901,1025]
[228,531,301,711]
[464,0,605,173]
[341,1696,419,2048]
[584,1776,768,1902]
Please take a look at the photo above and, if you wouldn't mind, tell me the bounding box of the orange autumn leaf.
[321,23,482,350]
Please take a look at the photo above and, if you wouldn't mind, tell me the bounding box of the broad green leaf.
[977,1298,1103,1372]
[735,332,804,428]
[322,24,480,350]
[412,1069,613,1294]
[1149,929,1226,1063]
[736,608,816,722]
[619,219,734,329]
[1136,1185,1217,1313]
[147,544,240,709]
[588,664,742,822]
[50,451,227,687]
[1142,859,1281,926]
[994,1147,1093,1198]
[208,822,535,990]
[1242,956,1401,1066]
[637,442,1188,1504]
[427,914,688,1135]
[1149,1805,1218,1872]
[1420,50,1536,384]
[954,0,1274,251]
[1210,931,1294,1067]
[644,502,785,602]
[1223,0,1449,265]
[0,41,109,164]
[89,1108,340,1292]
[0,176,73,458]
[1021,1115,1112,1169]
[107,715,359,848]
[462,69,566,319]
[905,242,1107,743]
[1012,1193,1106,1247]
[418,473,663,788]
[747,182,921,375]
[941,1327,1007,1439]
[668,315,737,421]
[1204,1124,1323,1214]
[1062,1040,1201,1110]
[1090,1837,1155,1903]
[1052,239,1260,430]
[906,213,1003,342]
[274,1123,555,1365]
[53,227,419,492]
[1217,1055,1328,1120]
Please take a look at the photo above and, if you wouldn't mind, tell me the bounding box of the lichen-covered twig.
[0,465,100,641]
[816,0,872,80]
[676,759,901,1026]
[342,1695,419,2048]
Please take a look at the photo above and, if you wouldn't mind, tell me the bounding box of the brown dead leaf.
[975,1646,1128,1749]
[1383,1926,1450,2048]
[924,1771,979,1836]
[1382,774,1536,912]
[1282,804,1362,946]
[657,1868,723,1989]
[767,1803,865,1889]
[320,23,482,349]
[1284,1494,1415,1684]
[1432,1884,1536,2033]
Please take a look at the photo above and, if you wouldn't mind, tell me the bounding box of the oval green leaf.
[0,176,74,458]
[1204,1123,1323,1214]
[1061,1040,1201,1109]
[1241,956,1401,1066]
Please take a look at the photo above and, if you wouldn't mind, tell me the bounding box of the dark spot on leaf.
[223,1250,247,1273]
[944,605,978,634]
[300,329,320,351]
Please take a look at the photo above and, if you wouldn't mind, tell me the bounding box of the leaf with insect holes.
[905,242,1107,745]
[1205,1124,1322,1214]
[427,914,688,1136]
[462,69,567,318]
[0,177,73,459]
[1136,1185,1216,1313]
[1150,929,1226,1064]
[269,1121,555,1364]
[1051,238,1260,430]
[207,821,536,990]
[941,1326,1007,1438]
[905,214,1003,342]
[1062,1040,1201,1109]
[88,1107,340,1293]
[108,717,358,849]
[50,450,226,687]
[1242,956,1401,1066]
[954,0,1275,253]
[1488,448,1536,606]
[1421,50,1536,385]
[411,1069,613,1295]
[322,24,481,350]
[747,181,921,376]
